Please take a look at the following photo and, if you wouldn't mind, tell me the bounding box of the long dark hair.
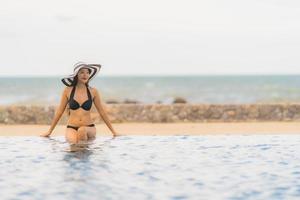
[67,68,91,115]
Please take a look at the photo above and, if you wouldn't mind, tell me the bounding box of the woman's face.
[77,68,90,84]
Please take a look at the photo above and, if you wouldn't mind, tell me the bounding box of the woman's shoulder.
[63,86,72,93]
[63,86,75,98]
[88,86,97,90]
[88,86,98,94]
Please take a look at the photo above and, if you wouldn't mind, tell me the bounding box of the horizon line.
[1,73,300,77]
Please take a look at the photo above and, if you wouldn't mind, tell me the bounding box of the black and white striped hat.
[61,62,101,86]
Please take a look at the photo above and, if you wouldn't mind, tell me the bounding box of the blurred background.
[1,0,300,105]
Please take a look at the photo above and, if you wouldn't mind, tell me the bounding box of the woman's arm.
[40,87,69,137]
[93,88,117,137]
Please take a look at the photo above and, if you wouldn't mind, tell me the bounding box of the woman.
[40,62,117,143]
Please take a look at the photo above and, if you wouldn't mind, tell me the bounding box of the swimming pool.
[0,135,300,200]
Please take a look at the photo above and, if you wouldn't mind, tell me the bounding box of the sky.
[1,0,300,76]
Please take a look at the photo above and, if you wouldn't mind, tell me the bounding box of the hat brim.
[61,64,101,87]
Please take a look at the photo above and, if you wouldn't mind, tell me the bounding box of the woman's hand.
[112,131,119,138]
[40,130,52,137]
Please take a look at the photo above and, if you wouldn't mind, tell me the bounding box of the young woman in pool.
[40,62,118,143]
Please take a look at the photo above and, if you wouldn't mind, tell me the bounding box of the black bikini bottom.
[67,124,95,131]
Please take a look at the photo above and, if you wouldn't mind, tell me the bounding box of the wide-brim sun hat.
[61,62,101,86]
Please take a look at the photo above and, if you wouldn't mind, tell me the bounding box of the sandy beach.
[1,122,300,136]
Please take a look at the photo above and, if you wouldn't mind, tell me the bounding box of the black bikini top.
[68,85,93,111]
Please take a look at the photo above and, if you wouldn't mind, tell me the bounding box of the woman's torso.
[66,85,94,126]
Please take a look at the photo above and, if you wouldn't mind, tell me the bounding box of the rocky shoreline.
[1,103,300,124]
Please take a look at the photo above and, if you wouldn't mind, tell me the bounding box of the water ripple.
[0,135,300,200]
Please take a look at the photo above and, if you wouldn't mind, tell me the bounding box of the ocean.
[1,75,300,105]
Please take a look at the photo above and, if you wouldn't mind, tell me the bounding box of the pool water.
[0,135,300,200]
